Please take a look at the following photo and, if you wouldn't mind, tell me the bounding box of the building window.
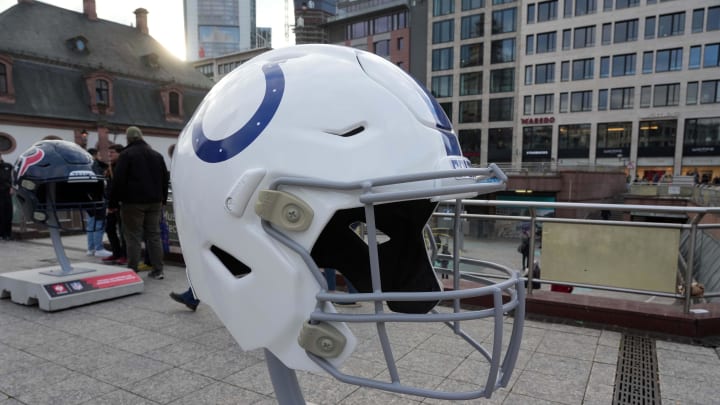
[433,19,454,43]
[640,85,651,108]
[524,95,532,114]
[0,59,13,103]
[373,15,392,34]
[574,25,595,49]
[95,79,109,105]
[348,21,368,39]
[460,71,483,95]
[492,8,517,34]
[704,43,720,68]
[689,46,702,69]
[559,92,569,112]
[525,66,533,85]
[642,51,653,73]
[490,68,515,92]
[489,97,514,121]
[597,122,631,157]
[686,82,698,105]
[169,91,180,115]
[459,100,482,123]
[614,19,638,43]
[522,126,552,161]
[433,0,454,16]
[461,14,484,39]
[160,86,184,121]
[708,6,720,31]
[431,75,453,98]
[462,0,485,11]
[491,38,516,63]
[684,117,720,156]
[558,124,590,158]
[655,48,683,72]
[658,12,685,38]
[602,23,611,45]
[692,9,705,33]
[488,127,513,162]
[526,35,534,55]
[615,0,639,9]
[602,0,612,11]
[612,53,636,76]
[600,56,610,78]
[562,29,571,50]
[534,94,554,114]
[527,3,536,23]
[574,0,596,16]
[598,89,608,110]
[653,83,680,107]
[538,0,558,22]
[701,80,720,104]
[610,87,634,110]
[374,40,390,57]
[460,43,484,67]
[561,61,570,81]
[645,16,656,39]
[570,90,592,112]
[572,58,594,80]
[84,72,114,114]
[397,37,404,50]
[535,63,555,84]
[432,48,454,71]
[564,0,573,17]
[536,31,557,53]
[459,129,482,164]
[638,120,676,157]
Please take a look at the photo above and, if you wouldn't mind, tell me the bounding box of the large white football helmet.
[172,44,524,400]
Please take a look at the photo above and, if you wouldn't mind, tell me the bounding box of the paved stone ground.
[0,235,719,404]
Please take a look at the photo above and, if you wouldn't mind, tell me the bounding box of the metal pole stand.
[264,349,306,404]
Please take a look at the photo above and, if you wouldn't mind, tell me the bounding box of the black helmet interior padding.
[311,199,441,314]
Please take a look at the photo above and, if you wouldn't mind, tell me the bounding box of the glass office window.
[524,95,532,114]
[602,23,611,44]
[692,9,704,33]
[461,14,485,39]
[655,48,683,72]
[489,97,514,121]
[638,120,676,157]
[459,100,483,123]
[535,63,555,84]
[708,6,720,31]
[612,53,636,76]
[600,56,610,78]
[534,94,554,114]
[572,58,594,80]
[558,124,590,158]
[574,0,596,16]
[700,80,720,104]
[653,83,680,107]
[640,85,651,107]
[432,47,454,71]
[614,19,638,43]
[459,129,482,164]
[689,46,701,69]
[559,92,569,112]
[571,90,592,112]
[525,66,533,85]
[598,89,608,110]
[462,0,485,11]
[574,25,595,48]
[490,68,515,92]
[642,51,653,73]
[492,8,517,34]
[704,44,720,68]
[645,16,656,39]
[686,82,698,105]
[433,0,454,16]
[536,31,557,53]
[658,12,685,37]
[460,43,484,67]
[488,127,513,162]
[538,0,558,22]
[561,61,570,81]
[610,87,634,110]
[491,38,516,63]
[562,29,571,50]
[526,35,535,55]
[431,75,453,98]
[460,71,483,96]
[433,19,454,43]
[527,3,536,23]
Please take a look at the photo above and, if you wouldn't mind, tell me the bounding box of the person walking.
[518,228,530,270]
[85,148,112,258]
[108,127,169,279]
[0,154,13,241]
[101,144,127,265]
[169,288,200,311]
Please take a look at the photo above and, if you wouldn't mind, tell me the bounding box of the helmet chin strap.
[311,199,440,314]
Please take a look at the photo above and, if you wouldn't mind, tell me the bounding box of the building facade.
[0,0,211,166]
[184,0,263,60]
[429,0,720,184]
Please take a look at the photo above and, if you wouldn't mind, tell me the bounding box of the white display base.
[0,262,144,312]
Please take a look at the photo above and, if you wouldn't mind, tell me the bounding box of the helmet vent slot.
[211,245,251,278]
[338,126,365,137]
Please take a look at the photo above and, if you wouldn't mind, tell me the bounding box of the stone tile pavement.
[0,235,719,404]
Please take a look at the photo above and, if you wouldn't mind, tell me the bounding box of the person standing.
[85,148,112,257]
[0,154,13,241]
[109,127,169,279]
[101,144,127,265]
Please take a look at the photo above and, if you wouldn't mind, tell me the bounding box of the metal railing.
[430,200,720,314]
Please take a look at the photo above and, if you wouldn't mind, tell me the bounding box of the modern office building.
[324,0,429,83]
[184,0,262,60]
[293,0,338,45]
[429,0,719,183]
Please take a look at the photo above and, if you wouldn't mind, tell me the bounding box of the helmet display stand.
[0,153,144,312]
[40,186,96,277]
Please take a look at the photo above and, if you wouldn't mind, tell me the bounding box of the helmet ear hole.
[211,245,251,278]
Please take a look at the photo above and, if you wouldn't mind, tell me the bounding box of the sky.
[0,0,293,60]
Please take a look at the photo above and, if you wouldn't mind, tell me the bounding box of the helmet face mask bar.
[260,167,525,400]
[13,140,105,228]
[171,44,524,401]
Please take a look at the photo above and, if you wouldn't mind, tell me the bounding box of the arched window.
[169,91,180,115]
[0,55,16,103]
[0,64,7,95]
[95,79,109,104]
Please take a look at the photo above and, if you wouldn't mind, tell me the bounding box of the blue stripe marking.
[193,63,285,163]
[439,129,462,156]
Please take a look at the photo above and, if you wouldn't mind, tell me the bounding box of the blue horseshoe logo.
[193,63,285,163]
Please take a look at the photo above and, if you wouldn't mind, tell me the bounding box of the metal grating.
[613,334,661,405]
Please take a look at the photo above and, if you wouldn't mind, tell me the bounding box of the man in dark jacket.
[109,127,169,279]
